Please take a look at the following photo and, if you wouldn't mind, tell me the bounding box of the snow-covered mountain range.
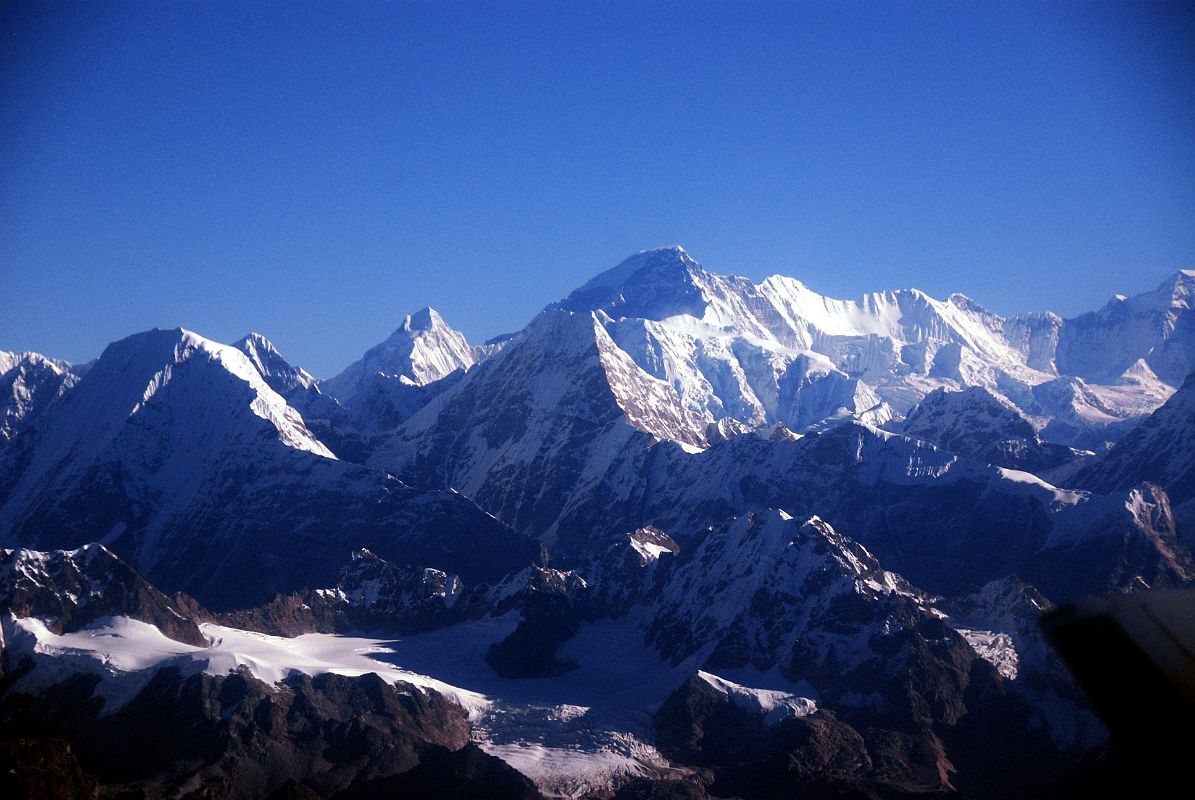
[0,328,537,609]
[1,247,1192,798]
[543,248,1186,444]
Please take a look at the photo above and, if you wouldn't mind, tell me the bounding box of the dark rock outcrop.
[0,667,482,799]
[332,743,542,800]
[899,386,1079,472]
[0,738,100,800]
[0,544,205,646]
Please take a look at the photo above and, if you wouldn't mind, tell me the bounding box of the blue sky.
[2,0,1192,377]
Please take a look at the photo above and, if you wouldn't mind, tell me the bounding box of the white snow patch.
[628,537,671,562]
[478,734,673,799]
[697,670,817,724]
[955,627,1019,679]
[3,615,489,716]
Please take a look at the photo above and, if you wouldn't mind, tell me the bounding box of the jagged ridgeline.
[1,248,1192,798]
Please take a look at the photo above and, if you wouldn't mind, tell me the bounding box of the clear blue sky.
[2,1,1192,377]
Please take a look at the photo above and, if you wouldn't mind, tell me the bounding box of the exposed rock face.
[1030,482,1194,600]
[0,667,477,799]
[359,252,1192,609]
[636,515,1025,777]
[656,675,947,799]
[654,661,1072,800]
[312,547,463,623]
[0,352,81,505]
[899,385,1078,471]
[333,744,543,800]
[0,738,99,800]
[643,513,930,670]
[0,544,205,646]
[200,549,464,638]
[0,545,545,798]
[370,308,707,539]
[479,565,589,679]
[0,517,1109,800]
[198,549,590,648]
[1073,373,1195,507]
[579,527,681,616]
[938,577,1106,753]
[486,417,1190,604]
[0,352,78,445]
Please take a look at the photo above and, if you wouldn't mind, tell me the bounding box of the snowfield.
[697,670,818,724]
[2,615,490,716]
[2,612,740,797]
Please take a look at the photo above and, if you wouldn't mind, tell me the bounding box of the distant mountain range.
[1,248,1191,798]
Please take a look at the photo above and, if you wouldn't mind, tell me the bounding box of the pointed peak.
[236,331,277,353]
[0,349,73,376]
[1117,358,1162,386]
[615,244,698,274]
[798,514,841,540]
[584,246,699,290]
[551,246,709,319]
[107,327,210,361]
[947,292,991,314]
[405,306,445,332]
[231,332,317,390]
[1164,269,1195,296]
[644,244,691,261]
[327,306,474,395]
[100,328,315,399]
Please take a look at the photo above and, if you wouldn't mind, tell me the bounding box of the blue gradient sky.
[2,1,1193,377]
